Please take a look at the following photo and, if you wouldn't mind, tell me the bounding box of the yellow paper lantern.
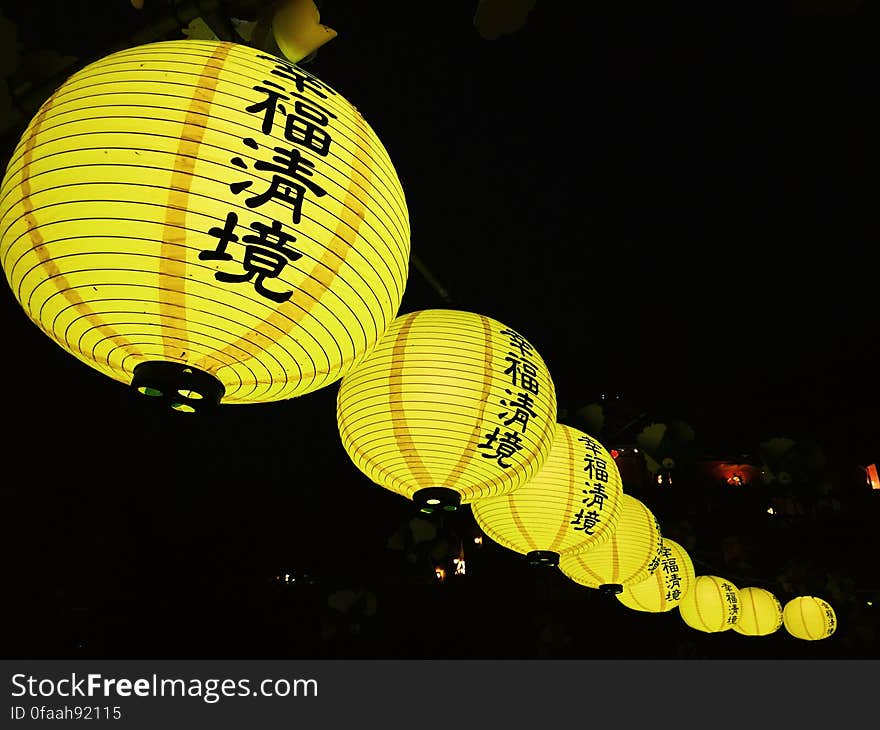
[616,538,695,613]
[783,596,837,641]
[0,40,409,411]
[678,575,741,633]
[470,424,624,566]
[336,308,557,512]
[734,587,783,637]
[558,494,663,594]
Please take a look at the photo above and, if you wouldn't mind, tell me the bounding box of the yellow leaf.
[272,0,337,64]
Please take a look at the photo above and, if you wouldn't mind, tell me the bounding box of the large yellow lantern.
[0,40,410,412]
[734,587,783,637]
[470,424,623,567]
[678,575,741,633]
[336,308,557,512]
[616,538,695,612]
[782,596,837,641]
[558,494,662,594]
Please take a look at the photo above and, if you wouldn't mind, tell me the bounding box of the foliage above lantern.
[558,494,662,594]
[678,575,741,633]
[0,39,409,411]
[336,308,557,512]
[734,587,783,637]
[783,596,837,641]
[616,538,695,613]
[471,424,624,567]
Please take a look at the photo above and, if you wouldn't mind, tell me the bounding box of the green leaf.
[667,420,695,443]
[327,589,357,614]
[760,437,796,461]
[0,11,22,78]
[574,403,604,436]
[473,0,537,40]
[183,17,221,41]
[428,538,449,561]
[636,423,667,455]
[408,517,437,544]
[0,80,22,135]
[643,452,661,475]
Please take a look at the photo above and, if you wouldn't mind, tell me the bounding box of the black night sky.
[0,2,878,660]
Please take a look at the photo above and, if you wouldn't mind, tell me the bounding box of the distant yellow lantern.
[678,575,741,633]
[783,596,837,641]
[734,587,783,637]
[336,308,557,512]
[470,424,623,567]
[558,494,663,594]
[0,40,409,412]
[616,538,695,612]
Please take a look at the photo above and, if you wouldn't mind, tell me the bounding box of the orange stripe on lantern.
[508,492,537,552]
[714,579,726,632]
[547,423,578,553]
[443,314,494,501]
[19,89,144,360]
[571,553,604,587]
[194,101,373,383]
[655,569,667,612]
[609,535,620,584]
[800,599,815,640]
[161,42,232,363]
[748,588,760,634]
[630,588,651,612]
[387,311,432,487]
[693,583,711,632]
[629,503,659,584]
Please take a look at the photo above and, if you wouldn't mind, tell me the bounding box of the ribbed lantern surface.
[558,494,663,592]
[616,538,695,613]
[0,40,409,408]
[783,596,837,641]
[734,587,783,637]
[678,575,741,633]
[336,308,557,510]
[471,424,623,566]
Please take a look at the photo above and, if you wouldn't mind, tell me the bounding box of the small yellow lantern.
[678,575,741,633]
[336,308,557,512]
[0,40,409,412]
[782,596,837,641]
[558,494,663,594]
[470,424,624,567]
[616,538,695,613]
[734,587,783,637]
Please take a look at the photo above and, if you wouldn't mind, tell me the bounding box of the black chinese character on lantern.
[503,352,540,394]
[581,483,608,509]
[199,211,301,302]
[230,139,327,224]
[577,435,602,456]
[582,456,609,482]
[477,426,524,468]
[500,328,535,358]
[498,389,537,433]
[246,81,335,155]
[256,55,337,99]
[570,508,599,534]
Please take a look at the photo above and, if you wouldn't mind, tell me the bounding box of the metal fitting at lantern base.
[413,487,461,514]
[527,550,559,567]
[599,583,624,596]
[131,361,224,414]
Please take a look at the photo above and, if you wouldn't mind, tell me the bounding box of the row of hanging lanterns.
[330,303,837,642]
[336,308,558,512]
[0,37,839,648]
